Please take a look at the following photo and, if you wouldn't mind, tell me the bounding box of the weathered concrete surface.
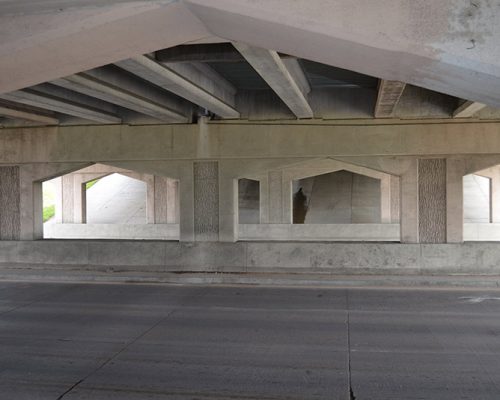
[239,223,400,241]
[4,1,500,108]
[44,223,179,240]
[2,241,500,280]
[2,282,500,399]
[7,122,500,165]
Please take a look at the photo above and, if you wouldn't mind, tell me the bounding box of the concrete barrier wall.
[464,223,500,241]
[44,223,179,240]
[239,224,400,241]
[1,240,500,275]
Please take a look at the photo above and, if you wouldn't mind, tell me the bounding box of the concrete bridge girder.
[2,1,500,110]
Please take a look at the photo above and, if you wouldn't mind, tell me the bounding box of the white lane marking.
[460,295,500,304]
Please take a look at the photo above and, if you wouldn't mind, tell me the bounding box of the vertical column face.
[446,159,465,243]
[268,171,283,223]
[194,161,219,241]
[166,179,179,224]
[390,175,400,223]
[153,176,169,224]
[400,159,419,243]
[61,174,74,223]
[418,158,447,243]
[0,166,20,240]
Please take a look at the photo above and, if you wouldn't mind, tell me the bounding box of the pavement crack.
[56,379,84,400]
[346,289,356,400]
[350,385,357,400]
[55,286,207,399]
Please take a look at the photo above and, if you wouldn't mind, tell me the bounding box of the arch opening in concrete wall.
[238,162,400,242]
[238,178,260,224]
[462,170,498,241]
[41,164,180,240]
[292,170,382,224]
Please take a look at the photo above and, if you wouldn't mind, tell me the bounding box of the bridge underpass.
[2,1,500,399]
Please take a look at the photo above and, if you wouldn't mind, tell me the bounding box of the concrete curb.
[1,266,500,288]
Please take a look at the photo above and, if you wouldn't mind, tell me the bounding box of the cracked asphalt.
[1,282,500,399]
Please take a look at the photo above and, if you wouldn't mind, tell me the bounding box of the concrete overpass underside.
[2,1,500,286]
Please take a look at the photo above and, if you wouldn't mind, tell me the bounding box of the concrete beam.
[52,65,190,122]
[185,0,500,108]
[0,85,121,124]
[116,56,239,119]
[7,121,500,164]
[0,100,59,125]
[0,1,210,94]
[453,101,487,118]
[374,80,406,118]
[233,43,313,119]
[155,43,296,63]
[156,43,245,63]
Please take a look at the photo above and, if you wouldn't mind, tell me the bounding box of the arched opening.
[237,160,400,242]
[292,170,382,224]
[462,167,500,241]
[463,174,490,224]
[41,164,179,240]
[238,178,260,224]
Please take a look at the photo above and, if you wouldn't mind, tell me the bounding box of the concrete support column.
[266,171,292,224]
[259,175,269,224]
[19,166,42,240]
[61,174,75,223]
[282,179,293,224]
[192,161,219,241]
[151,176,179,224]
[146,176,155,224]
[390,175,400,223]
[0,166,21,240]
[380,175,391,223]
[446,159,465,243]
[268,171,283,223]
[400,159,419,243]
[219,166,238,242]
[166,179,179,224]
[418,158,447,243]
[178,162,195,242]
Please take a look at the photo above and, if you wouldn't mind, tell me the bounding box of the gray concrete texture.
[2,282,500,399]
[3,241,500,277]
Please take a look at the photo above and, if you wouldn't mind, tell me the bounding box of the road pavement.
[1,282,500,399]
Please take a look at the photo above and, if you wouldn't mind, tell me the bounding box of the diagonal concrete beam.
[0,86,122,124]
[233,43,313,119]
[374,80,406,118]
[0,100,59,125]
[0,1,210,94]
[116,56,239,119]
[52,65,190,122]
[453,100,487,118]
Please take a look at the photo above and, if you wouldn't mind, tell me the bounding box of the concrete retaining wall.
[1,241,500,276]
[44,223,179,240]
[464,223,500,241]
[239,224,400,241]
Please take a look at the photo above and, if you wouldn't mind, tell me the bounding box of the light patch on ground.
[459,295,500,303]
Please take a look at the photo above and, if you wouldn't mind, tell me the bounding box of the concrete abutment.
[1,122,500,280]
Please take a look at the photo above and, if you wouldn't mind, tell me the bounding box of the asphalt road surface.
[1,282,500,399]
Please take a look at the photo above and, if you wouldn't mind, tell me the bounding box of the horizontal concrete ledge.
[239,223,400,241]
[464,223,500,241]
[43,223,180,240]
[0,241,500,288]
[1,268,500,289]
